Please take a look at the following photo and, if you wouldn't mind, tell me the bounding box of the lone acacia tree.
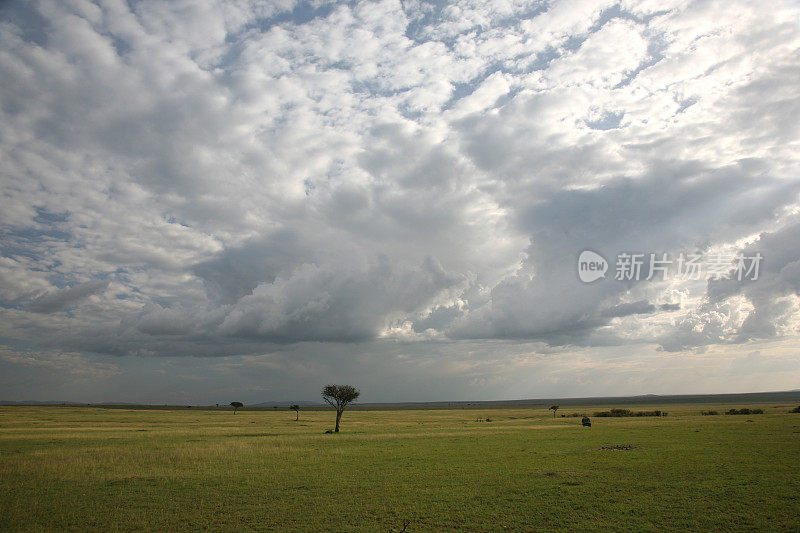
[290,404,300,421]
[549,405,559,418]
[322,384,360,433]
[230,401,243,414]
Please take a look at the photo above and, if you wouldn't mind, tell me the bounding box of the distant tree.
[230,401,243,414]
[549,405,559,418]
[290,404,300,421]
[322,384,360,433]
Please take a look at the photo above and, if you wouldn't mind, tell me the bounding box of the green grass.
[1,404,799,531]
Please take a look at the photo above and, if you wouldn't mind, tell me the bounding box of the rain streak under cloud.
[1,0,799,404]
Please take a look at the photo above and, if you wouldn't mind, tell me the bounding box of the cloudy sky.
[1,0,799,404]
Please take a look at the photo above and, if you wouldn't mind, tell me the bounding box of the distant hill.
[251,401,322,407]
[3,390,799,410]
[346,390,800,410]
[0,400,81,405]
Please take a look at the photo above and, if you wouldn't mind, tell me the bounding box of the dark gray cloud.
[192,229,317,305]
[26,280,110,314]
[214,255,463,342]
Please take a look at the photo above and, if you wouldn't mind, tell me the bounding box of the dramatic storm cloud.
[1,0,799,403]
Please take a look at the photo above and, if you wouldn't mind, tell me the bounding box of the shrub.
[790,406,800,413]
[593,408,632,417]
[701,410,719,415]
[593,409,665,417]
[636,410,665,417]
[725,408,764,415]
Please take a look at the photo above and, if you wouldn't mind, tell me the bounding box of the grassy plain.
[1,402,799,531]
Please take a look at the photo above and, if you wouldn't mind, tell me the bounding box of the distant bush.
[701,410,719,415]
[594,409,631,417]
[790,406,800,413]
[593,409,666,417]
[567,413,587,417]
[725,408,764,415]
[594,409,632,417]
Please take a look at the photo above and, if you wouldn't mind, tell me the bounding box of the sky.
[1,0,799,405]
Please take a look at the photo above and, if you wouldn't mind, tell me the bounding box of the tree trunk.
[335,410,342,432]
[295,411,299,421]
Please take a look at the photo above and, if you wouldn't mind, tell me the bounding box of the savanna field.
[1,404,799,531]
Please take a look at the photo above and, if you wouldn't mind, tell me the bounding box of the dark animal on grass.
[322,384,360,433]
[392,519,411,532]
[582,417,591,427]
